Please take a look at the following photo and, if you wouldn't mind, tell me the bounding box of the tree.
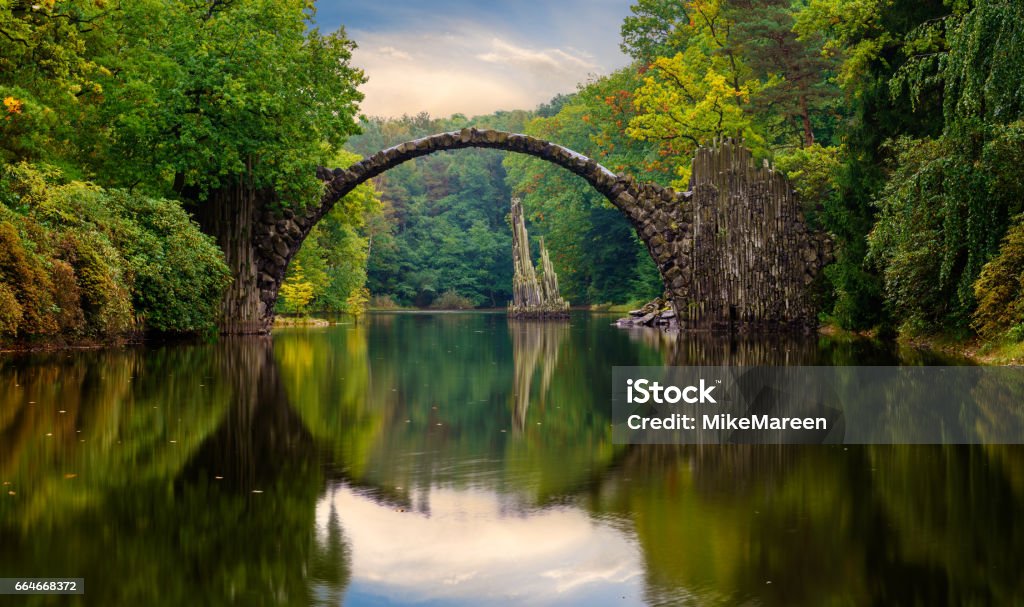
[620,0,692,64]
[869,1,1024,334]
[625,0,838,187]
[0,1,114,164]
[81,0,365,331]
[794,0,951,329]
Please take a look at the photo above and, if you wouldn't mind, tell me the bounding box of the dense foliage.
[0,164,229,341]
[1,1,366,341]
[866,1,1024,335]
[276,151,382,315]
[345,113,524,308]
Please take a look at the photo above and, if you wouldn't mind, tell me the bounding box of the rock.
[636,312,656,325]
[272,238,288,258]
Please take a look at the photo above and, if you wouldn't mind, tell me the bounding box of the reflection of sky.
[316,483,645,606]
[311,0,633,118]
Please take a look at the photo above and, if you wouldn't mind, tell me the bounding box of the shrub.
[429,290,475,310]
[0,163,230,342]
[973,216,1024,341]
[369,294,399,309]
[0,220,59,338]
[102,191,230,332]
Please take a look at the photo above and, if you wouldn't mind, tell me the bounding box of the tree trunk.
[192,180,273,334]
[799,94,815,148]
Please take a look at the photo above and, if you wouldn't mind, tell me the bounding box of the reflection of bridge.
[235,131,828,333]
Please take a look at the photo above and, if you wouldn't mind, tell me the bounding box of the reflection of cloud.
[317,484,645,605]
[349,25,610,118]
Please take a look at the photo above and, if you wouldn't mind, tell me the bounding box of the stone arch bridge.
[234,129,829,333]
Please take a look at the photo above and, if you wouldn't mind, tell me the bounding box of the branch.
[0,28,30,47]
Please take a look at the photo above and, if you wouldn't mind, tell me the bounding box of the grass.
[273,315,330,327]
[592,299,651,313]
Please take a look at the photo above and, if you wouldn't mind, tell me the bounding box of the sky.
[313,0,635,119]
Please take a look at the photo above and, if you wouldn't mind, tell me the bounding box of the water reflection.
[322,483,643,606]
[0,340,349,606]
[509,321,568,433]
[0,314,1021,606]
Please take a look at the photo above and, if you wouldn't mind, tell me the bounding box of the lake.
[1,312,1021,605]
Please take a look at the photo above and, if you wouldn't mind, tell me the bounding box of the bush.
[0,163,230,342]
[102,191,230,332]
[429,290,476,310]
[973,216,1024,341]
[369,294,400,309]
[0,219,60,337]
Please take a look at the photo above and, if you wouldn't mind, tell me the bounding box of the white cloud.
[348,23,615,118]
[477,38,596,74]
[377,46,411,61]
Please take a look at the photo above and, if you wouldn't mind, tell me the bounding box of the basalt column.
[508,197,569,318]
[675,140,830,332]
[192,180,276,335]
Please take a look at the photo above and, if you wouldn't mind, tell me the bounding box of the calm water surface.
[1,312,1022,605]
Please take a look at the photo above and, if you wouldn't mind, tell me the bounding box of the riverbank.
[819,323,1024,365]
[899,335,1024,366]
[0,335,139,354]
[273,316,332,327]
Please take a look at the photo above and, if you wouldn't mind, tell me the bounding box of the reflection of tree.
[588,443,1024,606]
[0,339,351,606]
[0,346,230,526]
[275,313,627,506]
[972,369,1024,446]
[509,321,568,432]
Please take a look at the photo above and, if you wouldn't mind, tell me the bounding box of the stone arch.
[249,130,827,333]
[252,128,688,328]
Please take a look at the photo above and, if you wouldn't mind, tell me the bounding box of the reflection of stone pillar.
[510,321,568,432]
[508,198,569,318]
[623,330,824,366]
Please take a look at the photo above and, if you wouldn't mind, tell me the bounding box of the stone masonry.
[249,129,828,332]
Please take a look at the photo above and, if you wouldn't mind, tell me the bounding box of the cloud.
[347,20,622,118]
[377,46,412,61]
[477,39,596,74]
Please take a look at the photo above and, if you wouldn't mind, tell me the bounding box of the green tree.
[82,0,365,329]
[868,1,1024,334]
[505,70,666,304]
[796,0,951,329]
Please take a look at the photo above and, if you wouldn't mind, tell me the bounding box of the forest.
[2,0,1024,347]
